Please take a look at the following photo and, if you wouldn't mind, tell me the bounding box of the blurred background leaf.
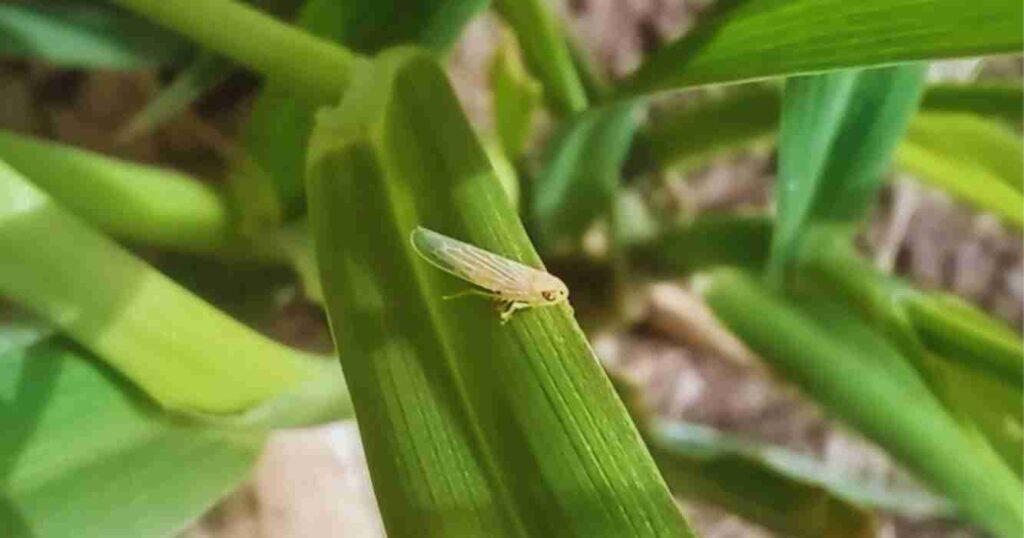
[0,0,193,69]
[0,338,263,538]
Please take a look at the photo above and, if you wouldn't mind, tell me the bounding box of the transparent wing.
[410,227,537,293]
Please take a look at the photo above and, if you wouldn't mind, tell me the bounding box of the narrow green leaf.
[771,65,927,277]
[494,0,589,115]
[307,48,691,536]
[0,159,323,413]
[905,112,1023,193]
[703,270,1024,538]
[490,32,543,160]
[111,0,355,104]
[630,84,780,176]
[533,101,642,248]
[632,83,1023,178]
[244,0,487,217]
[617,0,1022,98]
[117,52,234,141]
[920,83,1023,125]
[0,0,192,69]
[649,421,952,522]
[628,215,772,277]
[0,339,263,538]
[0,304,52,358]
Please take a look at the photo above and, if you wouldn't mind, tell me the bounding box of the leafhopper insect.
[410,226,569,323]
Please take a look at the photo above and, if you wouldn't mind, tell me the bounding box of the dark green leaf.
[770,65,927,277]
[0,0,192,68]
[0,339,263,538]
[533,101,642,248]
[306,48,692,536]
[618,0,1022,97]
[920,83,1023,126]
[628,215,772,277]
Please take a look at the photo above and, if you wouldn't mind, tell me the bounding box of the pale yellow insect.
[410,226,569,323]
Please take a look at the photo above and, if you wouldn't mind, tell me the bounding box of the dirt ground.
[1,1,1019,537]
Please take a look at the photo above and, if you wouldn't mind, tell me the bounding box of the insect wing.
[410,227,534,294]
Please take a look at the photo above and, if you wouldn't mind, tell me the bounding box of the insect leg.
[498,301,529,324]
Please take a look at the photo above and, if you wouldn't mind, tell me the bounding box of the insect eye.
[542,290,556,302]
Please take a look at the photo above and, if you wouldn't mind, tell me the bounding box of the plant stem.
[111,0,356,103]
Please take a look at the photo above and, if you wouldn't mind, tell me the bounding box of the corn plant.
[0,0,1021,536]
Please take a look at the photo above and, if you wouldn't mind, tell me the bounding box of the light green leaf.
[494,0,589,115]
[0,0,192,69]
[0,159,324,413]
[0,339,263,538]
[490,31,543,161]
[770,65,927,277]
[703,270,1023,538]
[307,48,692,536]
[617,0,1022,97]
[0,130,236,254]
[533,101,643,248]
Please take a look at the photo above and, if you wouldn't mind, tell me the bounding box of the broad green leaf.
[490,31,543,160]
[243,0,487,217]
[306,48,691,536]
[533,101,642,248]
[117,51,234,141]
[703,270,1023,538]
[920,83,1023,126]
[0,339,263,538]
[0,130,237,254]
[617,0,1022,98]
[0,0,192,69]
[628,215,772,277]
[770,65,926,277]
[494,0,588,115]
[0,159,324,413]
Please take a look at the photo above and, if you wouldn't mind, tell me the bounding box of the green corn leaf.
[117,51,234,141]
[533,101,643,248]
[490,31,543,161]
[0,0,193,69]
[494,0,589,115]
[617,0,1022,98]
[0,159,327,414]
[243,0,487,218]
[770,65,927,277]
[306,48,691,536]
[0,339,264,538]
[703,270,1024,538]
